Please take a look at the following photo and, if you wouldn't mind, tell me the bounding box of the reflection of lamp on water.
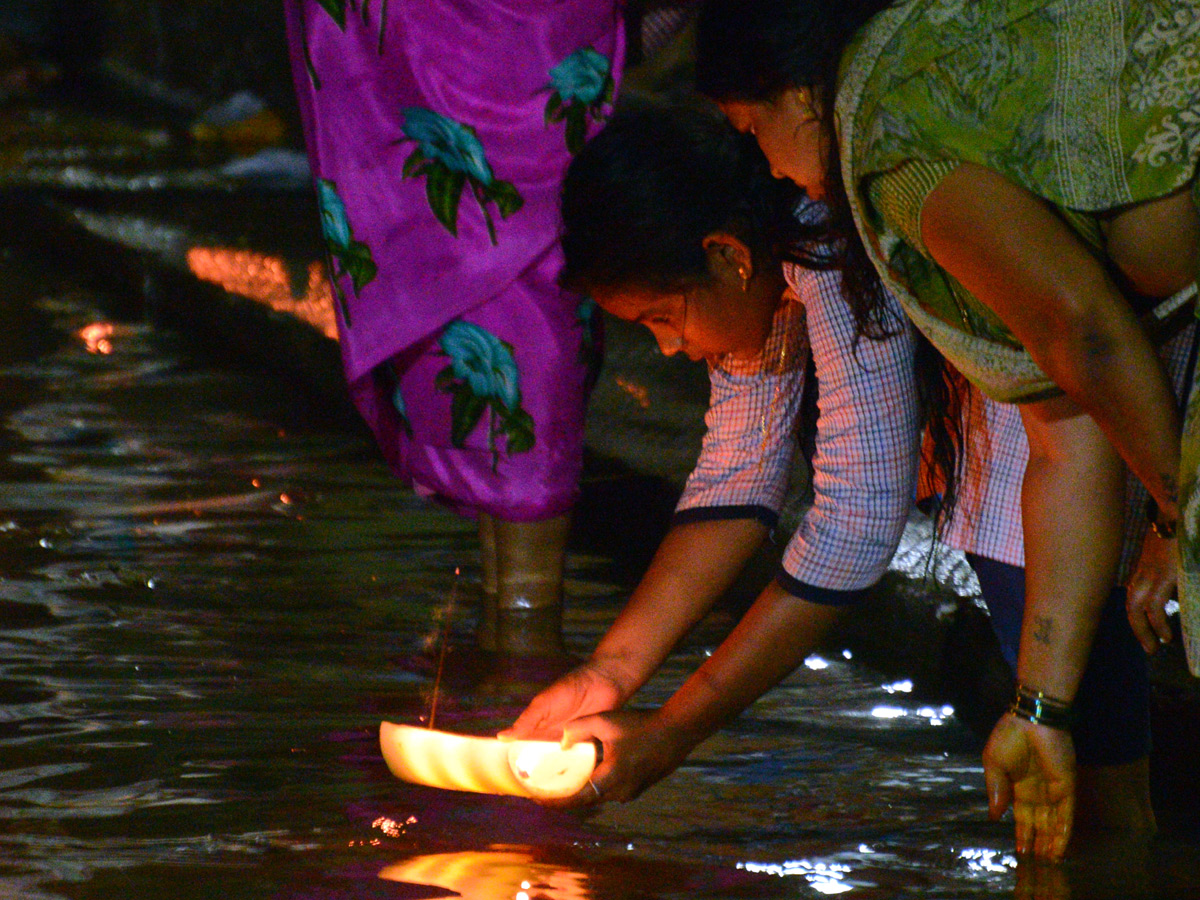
[78,322,115,355]
[185,246,338,340]
[380,722,596,799]
[379,847,592,900]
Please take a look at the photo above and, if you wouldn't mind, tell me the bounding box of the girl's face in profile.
[590,249,780,366]
[588,284,737,366]
[721,89,825,198]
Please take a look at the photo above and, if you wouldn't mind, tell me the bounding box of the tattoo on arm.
[1032,616,1055,646]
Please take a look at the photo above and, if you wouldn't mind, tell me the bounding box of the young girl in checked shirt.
[503,102,1188,849]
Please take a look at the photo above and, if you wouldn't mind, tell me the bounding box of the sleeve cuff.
[775,571,873,606]
[673,504,779,530]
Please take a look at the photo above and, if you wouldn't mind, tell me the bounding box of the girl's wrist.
[584,654,643,705]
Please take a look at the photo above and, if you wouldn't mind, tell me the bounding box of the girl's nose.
[654,331,683,357]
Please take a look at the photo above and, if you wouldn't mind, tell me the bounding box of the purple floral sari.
[284,0,624,520]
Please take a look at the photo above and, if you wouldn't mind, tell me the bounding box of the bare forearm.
[922,163,1181,517]
[1017,404,1126,700]
[653,581,842,745]
[590,517,769,700]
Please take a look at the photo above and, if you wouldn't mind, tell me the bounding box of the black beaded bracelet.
[1009,684,1075,731]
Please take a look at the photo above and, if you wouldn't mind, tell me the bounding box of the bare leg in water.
[478,512,571,657]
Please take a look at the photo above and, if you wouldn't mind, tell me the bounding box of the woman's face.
[721,89,825,198]
[591,252,780,365]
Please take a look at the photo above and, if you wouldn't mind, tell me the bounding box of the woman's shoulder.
[866,158,962,257]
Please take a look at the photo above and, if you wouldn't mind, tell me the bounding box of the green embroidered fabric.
[838,0,1200,403]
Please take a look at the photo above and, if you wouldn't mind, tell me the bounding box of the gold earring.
[739,269,749,292]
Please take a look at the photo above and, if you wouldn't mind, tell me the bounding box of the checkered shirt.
[675,262,923,602]
[676,255,1197,600]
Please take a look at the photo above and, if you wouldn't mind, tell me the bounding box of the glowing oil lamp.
[379,722,596,800]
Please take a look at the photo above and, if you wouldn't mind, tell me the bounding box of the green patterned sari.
[836,0,1200,673]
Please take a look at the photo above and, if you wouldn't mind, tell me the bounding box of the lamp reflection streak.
[185,247,338,340]
[379,848,593,900]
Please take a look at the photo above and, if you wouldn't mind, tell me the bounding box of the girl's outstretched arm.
[503,516,769,742]
[548,581,844,806]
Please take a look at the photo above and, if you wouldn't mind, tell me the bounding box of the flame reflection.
[379,848,593,900]
[185,247,338,340]
[614,376,651,409]
[79,322,115,354]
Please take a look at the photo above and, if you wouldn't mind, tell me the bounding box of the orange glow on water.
[185,247,338,340]
[79,322,115,355]
[379,849,592,900]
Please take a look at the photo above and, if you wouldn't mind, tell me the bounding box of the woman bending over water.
[695,0,1199,860]
[505,100,1192,856]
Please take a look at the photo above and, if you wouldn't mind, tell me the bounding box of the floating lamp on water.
[379,722,597,799]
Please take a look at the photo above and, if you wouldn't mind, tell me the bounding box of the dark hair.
[696,0,892,335]
[560,100,820,296]
[696,0,966,534]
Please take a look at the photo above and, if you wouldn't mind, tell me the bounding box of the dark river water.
[1,241,1198,900]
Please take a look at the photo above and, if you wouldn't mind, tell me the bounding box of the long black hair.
[560,99,821,296]
[695,0,967,533]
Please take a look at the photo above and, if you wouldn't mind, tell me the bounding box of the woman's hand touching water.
[983,713,1076,861]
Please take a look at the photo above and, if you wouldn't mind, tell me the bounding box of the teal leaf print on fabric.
[424,164,467,237]
[317,178,352,246]
[305,0,389,88]
[436,320,536,468]
[403,107,495,183]
[391,381,414,437]
[400,108,524,245]
[447,388,489,447]
[316,178,377,324]
[503,406,536,455]
[545,47,615,154]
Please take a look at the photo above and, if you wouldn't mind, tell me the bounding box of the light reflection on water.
[379,848,593,900]
[0,252,1197,900]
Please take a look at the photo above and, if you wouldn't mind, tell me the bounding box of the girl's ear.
[701,232,753,282]
[790,86,823,120]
